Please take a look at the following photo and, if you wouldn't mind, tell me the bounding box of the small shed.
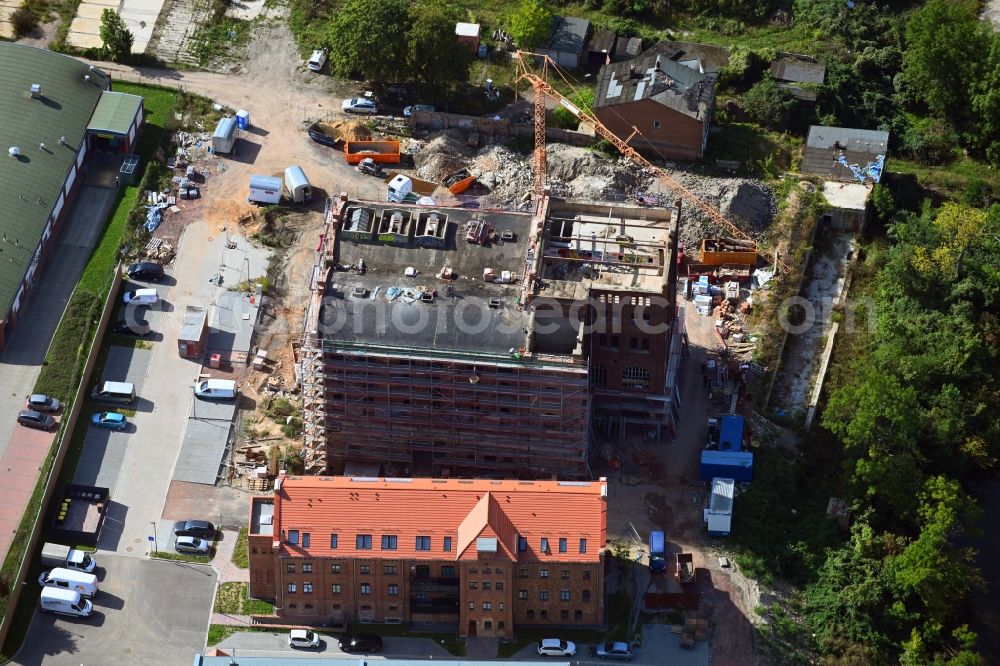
[704,477,734,536]
[455,22,480,52]
[284,165,312,204]
[537,16,591,70]
[212,117,238,155]
[587,29,617,66]
[178,305,208,358]
[86,91,144,153]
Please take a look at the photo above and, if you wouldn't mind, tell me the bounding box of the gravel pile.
[413,130,475,183]
[663,174,778,248]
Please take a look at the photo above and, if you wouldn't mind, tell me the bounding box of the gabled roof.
[87,91,143,136]
[594,44,718,120]
[588,29,617,56]
[770,56,826,84]
[541,16,590,55]
[612,37,642,62]
[656,40,731,73]
[273,476,607,562]
[0,44,108,318]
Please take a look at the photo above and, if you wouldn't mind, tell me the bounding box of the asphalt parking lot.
[14,554,216,666]
[216,632,455,659]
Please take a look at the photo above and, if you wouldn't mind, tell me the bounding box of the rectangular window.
[360,583,371,595]
[641,338,650,351]
[288,583,297,593]
[561,570,570,580]
[540,609,548,620]
[441,565,456,577]
[519,590,528,600]
[469,582,478,589]
[469,602,475,610]
[384,565,397,575]
[540,538,549,553]
[520,568,528,578]
[303,582,313,593]
[443,536,452,552]
[527,609,535,619]
[582,590,591,602]
[539,590,549,601]
[287,530,299,545]
[331,584,342,594]
[583,570,591,581]
[483,582,492,590]
[575,609,583,620]
[388,584,399,596]
[629,337,638,350]
[654,120,662,129]
[496,582,504,591]
[561,609,569,620]
[540,569,549,578]
[560,589,570,601]
[499,602,504,611]
[381,535,398,550]
[356,534,372,550]
[415,536,431,551]
[518,536,527,552]
[302,533,310,548]
[415,591,427,601]
[579,539,587,554]
[558,538,567,553]
[286,563,295,573]
[482,601,492,610]
[360,565,371,575]
[302,563,312,573]
[330,534,338,549]
[331,564,341,574]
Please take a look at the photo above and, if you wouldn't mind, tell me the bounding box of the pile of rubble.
[666,174,777,249]
[413,130,476,183]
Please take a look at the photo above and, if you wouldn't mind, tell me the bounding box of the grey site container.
[212,117,237,155]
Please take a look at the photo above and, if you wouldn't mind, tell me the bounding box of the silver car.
[174,536,210,554]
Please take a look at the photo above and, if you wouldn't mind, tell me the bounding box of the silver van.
[91,380,136,405]
[38,568,98,598]
[40,587,93,617]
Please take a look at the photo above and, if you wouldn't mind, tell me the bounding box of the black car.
[339,633,383,653]
[113,320,150,337]
[17,410,56,430]
[172,519,216,539]
[127,262,164,281]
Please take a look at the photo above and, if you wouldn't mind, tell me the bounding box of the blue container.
[719,415,745,451]
[700,450,753,482]
[236,110,250,130]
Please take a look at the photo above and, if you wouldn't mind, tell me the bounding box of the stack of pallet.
[678,617,709,648]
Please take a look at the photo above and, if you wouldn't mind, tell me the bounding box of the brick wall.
[595,99,707,159]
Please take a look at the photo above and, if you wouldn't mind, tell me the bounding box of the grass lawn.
[888,155,1000,200]
[213,582,274,615]
[232,526,249,568]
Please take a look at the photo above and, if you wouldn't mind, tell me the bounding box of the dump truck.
[676,552,695,584]
[41,542,97,573]
[344,140,401,165]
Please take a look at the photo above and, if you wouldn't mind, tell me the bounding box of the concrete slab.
[77,3,110,19]
[68,16,102,35]
[172,412,234,485]
[12,555,216,666]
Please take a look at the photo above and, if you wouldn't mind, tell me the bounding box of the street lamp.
[151,520,158,555]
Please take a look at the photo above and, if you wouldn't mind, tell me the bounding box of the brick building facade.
[248,475,607,638]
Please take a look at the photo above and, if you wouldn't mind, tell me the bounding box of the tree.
[99,9,134,63]
[508,0,552,51]
[742,77,796,130]
[969,35,1000,166]
[902,0,990,123]
[10,6,39,38]
[326,0,410,82]
[406,1,472,89]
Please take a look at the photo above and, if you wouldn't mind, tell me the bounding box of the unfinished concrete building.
[300,195,683,478]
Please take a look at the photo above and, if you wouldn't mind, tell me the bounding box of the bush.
[743,77,796,130]
[901,116,958,165]
[10,7,40,38]
[269,397,296,418]
[281,417,304,439]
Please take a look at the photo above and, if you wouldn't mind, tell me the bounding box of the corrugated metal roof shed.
[801,125,889,182]
[179,305,208,342]
[0,44,107,317]
[87,91,143,135]
[543,16,590,55]
[708,478,734,515]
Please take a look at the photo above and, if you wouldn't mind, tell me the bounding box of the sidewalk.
[212,527,249,583]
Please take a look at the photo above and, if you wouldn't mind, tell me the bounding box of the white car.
[123,288,158,305]
[307,49,327,72]
[537,638,576,657]
[342,97,378,115]
[288,629,321,648]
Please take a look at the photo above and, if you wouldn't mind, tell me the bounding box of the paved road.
[0,185,117,460]
[216,632,455,659]
[13,554,216,666]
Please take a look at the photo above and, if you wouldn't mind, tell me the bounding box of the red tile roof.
[272,476,607,563]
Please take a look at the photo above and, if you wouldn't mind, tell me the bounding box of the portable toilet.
[284,166,312,204]
[212,117,237,155]
[236,109,251,131]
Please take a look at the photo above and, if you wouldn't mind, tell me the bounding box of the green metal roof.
[0,44,107,319]
[87,91,143,136]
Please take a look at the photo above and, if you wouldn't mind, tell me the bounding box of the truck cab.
[648,530,666,572]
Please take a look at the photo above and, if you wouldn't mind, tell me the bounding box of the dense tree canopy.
[406,1,473,87]
[508,0,552,50]
[327,0,410,82]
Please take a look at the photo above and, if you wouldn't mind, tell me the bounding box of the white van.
[193,379,237,400]
[307,49,327,72]
[38,568,98,598]
[40,587,93,617]
[91,380,136,405]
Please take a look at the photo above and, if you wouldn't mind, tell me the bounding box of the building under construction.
[299,195,684,479]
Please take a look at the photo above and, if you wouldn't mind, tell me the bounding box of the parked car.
[17,410,56,430]
[173,519,216,539]
[25,394,61,413]
[307,49,327,72]
[342,98,378,114]
[174,536,210,555]
[339,633,383,653]
[594,641,635,661]
[91,412,128,431]
[123,288,158,305]
[112,320,150,337]
[126,262,164,281]
[289,629,321,649]
[537,639,577,657]
[403,104,435,118]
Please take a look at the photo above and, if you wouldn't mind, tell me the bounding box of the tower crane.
[513,51,785,271]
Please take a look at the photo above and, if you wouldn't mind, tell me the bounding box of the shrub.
[10,7,40,38]
[901,116,958,165]
[743,78,796,130]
